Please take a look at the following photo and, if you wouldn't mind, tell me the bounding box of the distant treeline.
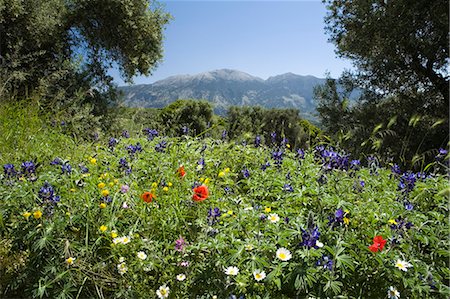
[110,99,323,149]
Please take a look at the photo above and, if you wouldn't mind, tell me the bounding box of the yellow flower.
[264,207,271,213]
[19,176,25,181]
[23,212,31,219]
[90,157,97,165]
[33,210,42,219]
[109,182,114,187]
[344,209,350,214]
[98,182,106,189]
[66,257,76,266]
[114,179,119,184]
[152,182,158,188]
[168,182,173,187]
[199,177,204,182]
[218,171,226,178]
[227,210,233,215]
[100,173,108,179]
[204,178,210,184]
[388,219,397,225]
[66,212,71,217]
[101,189,110,197]
[163,186,169,192]
[99,203,107,209]
[343,217,350,225]
[286,144,291,149]
[224,168,230,173]
[111,230,118,238]
[99,225,108,232]
[70,188,76,192]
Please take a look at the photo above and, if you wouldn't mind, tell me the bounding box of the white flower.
[315,240,324,248]
[245,244,254,251]
[156,285,170,299]
[268,213,280,223]
[224,266,239,276]
[253,269,266,281]
[276,247,292,261]
[117,262,128,275]
[121,236,131,244]
[387,286,400,299]
[65,257,76,266]
[137,251,147,260]
[395,259,412,272]
[119,256,125,263]
[176,273,186,281]
[244,206,254,211]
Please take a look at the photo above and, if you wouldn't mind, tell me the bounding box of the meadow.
[0,103,448,299]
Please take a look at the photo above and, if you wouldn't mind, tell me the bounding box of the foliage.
[0,0,171,93]
[226,106,314,148]
[314,78,449,170]
[0,105,449,298]
[323,0,449,106]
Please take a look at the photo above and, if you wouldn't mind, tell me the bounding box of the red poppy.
[141,192,155,203]
[368,235,387,252]
[177,165,186,178]
[192,185,208,202]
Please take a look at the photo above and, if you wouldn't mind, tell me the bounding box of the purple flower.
[270,131,277,143]
[316,255,333,270]
[142,128,158,140]
[38,182,60,203]
[404,201,414,211]
[207,207,221,225]
[260,161,270,171]
[242,169,250,178]
[300,226,321,249]
[155,140,167,152]
[127,143,142,156]
[108,137,119,150]
[222,130,227,140]
[50,158,62,165]
[61,163,72,174]
[254,135,261,147]
[398,172,416,194]
[296,149,305,159]
[121,185,130,193]
[122,130,130,138]
[3,164,16,177]
[21,161,36,175]
[283,183,293,192]
[328,208,345,227]
[272,150,284,166]
[391,164,401,175]
[175,237,186,252]
[181,126,189,135]
[350,159,360,169]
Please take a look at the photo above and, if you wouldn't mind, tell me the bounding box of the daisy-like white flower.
[121,236,131,244]
[176,273,186,281]
[119,256,125,263]
[245,244,254,251]
[65,257,76,266]
[387,286,400,299]
[137,251,147,260]
[224,266,239,276]
[253,269,266,281]
[276,247,292,261]
[156,285,170,299]
[268,213,280,223]
[117,262,128,275]
[395,259,412,272]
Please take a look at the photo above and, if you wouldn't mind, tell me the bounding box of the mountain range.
[118,69,328,119]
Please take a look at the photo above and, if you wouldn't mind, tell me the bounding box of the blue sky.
[111,0,353,86]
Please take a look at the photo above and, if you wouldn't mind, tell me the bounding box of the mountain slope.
[119,69,327,117]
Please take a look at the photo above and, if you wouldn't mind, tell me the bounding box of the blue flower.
[391,164,401,175]
[142,128,158,140]
[222,130,227,140]
[242,169,250,178]
[50,158,62,165]
[155,140,167,152]
[108,137,118,150]
[207,207,221,225]
[254,135,261,147]
[122,130,130,138]
[398,172,416,194]
[3,164,16,177]
[127,143,142,156]
[270,131,277,143]
[260,161,270,171]
[296,149,305,159]
[21,161,36,175]
[38,182,60,203]
[181,126,189,135]
[316,255,333,270]
[79,165,89,174]
[61,163,72,174]
[300,226,321,249]
[272,150,284,167]
[283,183,293,192]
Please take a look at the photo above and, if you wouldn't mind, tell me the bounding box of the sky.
[110,0,354,86]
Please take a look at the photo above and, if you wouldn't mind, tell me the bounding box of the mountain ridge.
[118,69,327,119]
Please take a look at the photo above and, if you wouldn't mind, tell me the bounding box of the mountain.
[118,69,327,119]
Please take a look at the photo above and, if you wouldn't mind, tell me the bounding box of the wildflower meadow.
[0,107,448,298]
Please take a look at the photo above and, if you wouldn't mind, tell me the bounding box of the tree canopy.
[0,0,171,94]
[323,0,448,105]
